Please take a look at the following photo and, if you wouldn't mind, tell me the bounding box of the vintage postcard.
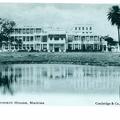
[0,3,120,106]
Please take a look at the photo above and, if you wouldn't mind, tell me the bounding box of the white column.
[77,44,79,49]
[47,43,49,52]
[25,44,27,50]
[97,36,98,50]
[84,36,86,50]
[73,44,74,50]
[48,44,50,52]
[74,44,75,50]
[25,36,27,42]
[40,44,42,51]
[93,36,95,50]
[63,43,66,52]
[59,48,61,52]
[106,45,108,52]
[117,44,120,52]
[98,36,100,50]
[41,44,43,50]
[80,36,82,43]
[72,44,73,50]
[53,44,54,52]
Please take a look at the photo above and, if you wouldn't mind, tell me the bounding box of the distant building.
[67,24,107,52]
[1,24,108,52]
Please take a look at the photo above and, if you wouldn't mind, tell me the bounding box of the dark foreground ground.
[0,52,120,66]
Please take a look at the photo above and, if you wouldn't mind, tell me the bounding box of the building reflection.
[0,64,120,95]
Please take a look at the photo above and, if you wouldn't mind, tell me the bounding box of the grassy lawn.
[0,52,120,66]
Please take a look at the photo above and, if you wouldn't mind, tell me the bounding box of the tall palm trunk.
[117,26,120,51]
[118,26,120,45]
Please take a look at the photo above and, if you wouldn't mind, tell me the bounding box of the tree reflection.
[0,72,17,95]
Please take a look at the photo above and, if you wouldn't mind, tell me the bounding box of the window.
[23,29,26,34]
[23,44,26,49]
[27,36,29,41]
[23,37,25,41]
[81,36,85,41]
[19,36,22,40]
[43,44,47,49]
[15,36,18,41]
[74,36,78,41]
[49,35,53,40]
[36,28,41,33]
[42,36,47,42]
[90,27,92,30]
[90,36,93,41]
[30,36,33,41]
[10,36,14,41]
[75,44,78,48]
[94,36,98,41]
[50,37,52,40]
[75,27,77,30]
[36,36,41,41]
[86,36,89,41]
[86,27,88,30]
[79,27,81,30]
[68,44,72,50]
[82,27,84,30]
[30,29,34,34]
[60,35,66,40]
[68,36,73,42]
[26,29,30,34]
[30,44,33,48]
[54,35,59,40]
[14,29,19,34]
[27,44,29,49]
[19,29,22,34]
[36,36,40,41]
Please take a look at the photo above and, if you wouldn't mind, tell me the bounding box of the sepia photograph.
[0,3,120,106]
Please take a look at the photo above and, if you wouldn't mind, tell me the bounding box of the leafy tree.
[103,36,118,45]
[0,18,16,48]
[102,36,118,51]
[107,5,120,45]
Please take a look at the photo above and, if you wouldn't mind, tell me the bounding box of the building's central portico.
[47,28,66,52]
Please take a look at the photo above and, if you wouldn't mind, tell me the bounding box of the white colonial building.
[2,26,48,52]
[67,24,107,52]
[1,24,108,52]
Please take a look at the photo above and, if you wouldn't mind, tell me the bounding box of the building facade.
[1,24,108,52]
[67,24,107,52]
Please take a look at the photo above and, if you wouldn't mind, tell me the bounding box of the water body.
[0,64,120,105]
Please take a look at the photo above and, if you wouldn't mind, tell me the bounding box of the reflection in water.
[0,68,17,95]
[0,64,120,96]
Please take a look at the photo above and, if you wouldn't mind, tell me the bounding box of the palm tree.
[107,5,120,47]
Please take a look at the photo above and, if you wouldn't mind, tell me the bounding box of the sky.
[0,3,119,40]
